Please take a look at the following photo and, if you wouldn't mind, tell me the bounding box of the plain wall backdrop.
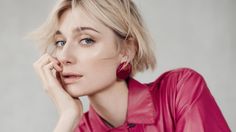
[0,0,235,131]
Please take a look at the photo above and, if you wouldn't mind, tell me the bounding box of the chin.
[64,83,86,97]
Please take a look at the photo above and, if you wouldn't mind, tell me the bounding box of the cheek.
[73,44,120,93]
[77,41,120,73]
[66,60,118,97]
[65,60,119,97]
[79,42,118,60]
[85,56,119,82]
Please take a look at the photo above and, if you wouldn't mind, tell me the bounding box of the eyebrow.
[76,27,100,33]
[54,26,100,36]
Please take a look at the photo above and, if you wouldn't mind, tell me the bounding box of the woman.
[31,0,230,131]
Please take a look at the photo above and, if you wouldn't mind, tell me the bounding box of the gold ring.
[49,64,54,70]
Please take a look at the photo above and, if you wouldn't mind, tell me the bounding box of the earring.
[116,62,132,80]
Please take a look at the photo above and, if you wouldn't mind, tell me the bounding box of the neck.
[88,80,129,128]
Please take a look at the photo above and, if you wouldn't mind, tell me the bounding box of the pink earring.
[116,62,132,80]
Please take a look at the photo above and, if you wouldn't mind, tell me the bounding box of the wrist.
[54,112,82,132]
[60,108,82,118]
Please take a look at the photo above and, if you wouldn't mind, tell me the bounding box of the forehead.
[57,7,108,36]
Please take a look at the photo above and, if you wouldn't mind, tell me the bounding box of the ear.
[120,37,137,63]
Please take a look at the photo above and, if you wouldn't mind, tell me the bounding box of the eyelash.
[80,38,95,47]
[55,38,95,47]
[55,40,66,47]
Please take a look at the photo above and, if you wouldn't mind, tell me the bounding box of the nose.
[60,56,75,66]
[57,42,76,66]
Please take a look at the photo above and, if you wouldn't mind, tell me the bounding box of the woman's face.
[54,8,124,97]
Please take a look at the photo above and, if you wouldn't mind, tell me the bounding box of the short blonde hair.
[30,0,157,75]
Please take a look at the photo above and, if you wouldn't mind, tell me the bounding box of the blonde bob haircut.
[30,0,157,75]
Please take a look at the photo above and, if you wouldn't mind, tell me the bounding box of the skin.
[33,7,136,131]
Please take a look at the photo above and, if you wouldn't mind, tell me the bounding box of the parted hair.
[29,0,157,75]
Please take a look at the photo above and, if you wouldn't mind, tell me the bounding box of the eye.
[55,40,66,47]
[79,38,95,47]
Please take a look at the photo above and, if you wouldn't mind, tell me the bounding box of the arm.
[175,68,231,132]
[54,111,81,132]
[33,54,84,132]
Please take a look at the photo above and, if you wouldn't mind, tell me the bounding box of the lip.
[62,72,83,85]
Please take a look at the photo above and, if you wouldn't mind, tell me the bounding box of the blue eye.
[55,40,66,47]
[80,38,95,46]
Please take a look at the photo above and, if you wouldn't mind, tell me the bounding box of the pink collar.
[88,77,157,130]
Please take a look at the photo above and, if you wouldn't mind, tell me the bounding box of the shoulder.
[158,67,204,81]
[147,67,210,115]
[147,67,207,93]
[148,67,209,108]
[147,67,204,86]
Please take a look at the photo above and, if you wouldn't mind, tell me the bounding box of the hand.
[33,53,83,117]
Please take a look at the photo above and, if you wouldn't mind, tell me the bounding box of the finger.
[42,63,75,113]
[34,61,53,86]
[36,61,52,90]
[34,58,59,79]
[44,54,62,71]
[42,62,64,99]
[34,54,62,79]
[43,62,57,84]
[34,55,62,92]
[40,62,55,91]
[34,53,53,66]
[53,62,62,72]
[36,53,61,69]
[43,62,64,93]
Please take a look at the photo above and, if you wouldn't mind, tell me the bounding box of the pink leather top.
[75,68,231,132]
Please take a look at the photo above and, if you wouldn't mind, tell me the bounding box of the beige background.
[0,0,235,131]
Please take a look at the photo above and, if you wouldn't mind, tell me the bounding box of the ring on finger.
[49,63,54,70]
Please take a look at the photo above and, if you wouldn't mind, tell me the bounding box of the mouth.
[62,73,83,85]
